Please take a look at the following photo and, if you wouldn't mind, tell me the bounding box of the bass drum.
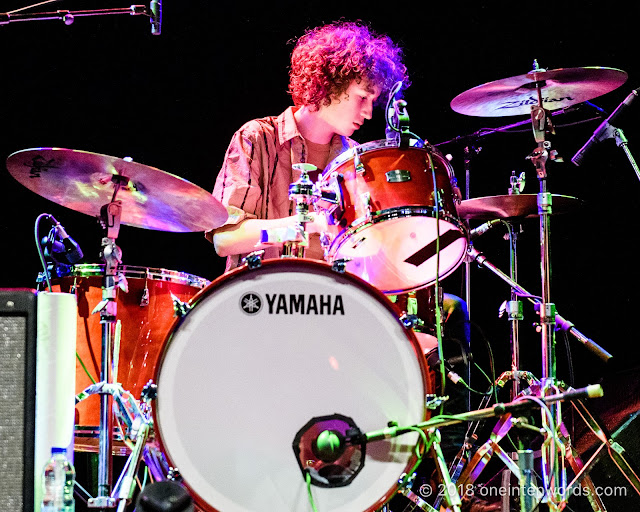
[150,258,433,512]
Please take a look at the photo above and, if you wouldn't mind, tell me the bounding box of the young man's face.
[319,80,381,137]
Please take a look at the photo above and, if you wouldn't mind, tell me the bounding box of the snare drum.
[316,140,468,294]
[48,264,209,452]
[150,258,433,512]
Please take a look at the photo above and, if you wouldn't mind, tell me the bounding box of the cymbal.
[6,148,228,232]
[457,194,583,220]
[450,66,628,117]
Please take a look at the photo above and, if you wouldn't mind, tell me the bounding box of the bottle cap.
[51,447,67,454]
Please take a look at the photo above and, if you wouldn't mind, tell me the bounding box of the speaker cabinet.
[0,289,37,512]
[587,409,640,509]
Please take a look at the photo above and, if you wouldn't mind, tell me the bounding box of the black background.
[1,1,638,405]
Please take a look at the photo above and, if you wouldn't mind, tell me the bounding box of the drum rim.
[150,257,432,512]
[43,263,210,288]
[325,210,469,294]
[321,138,452,178]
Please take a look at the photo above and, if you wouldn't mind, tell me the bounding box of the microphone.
[571,87,639,166]
[150,0,162,35]
[542,384,604,404]
[313,430,347,463]
[44,216,84,264]
[469,219,502,240]
[495,384,604,415]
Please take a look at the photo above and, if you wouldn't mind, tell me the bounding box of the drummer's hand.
[305,211,329,234]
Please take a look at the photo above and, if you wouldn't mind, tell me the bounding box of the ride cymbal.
[450,66,628,117]
[457,194,583,220]
[6,147,228,232]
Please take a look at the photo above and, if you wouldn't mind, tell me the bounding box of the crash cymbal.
[457,194,583,220]
[451,66,628,117]
[6,147,228,232]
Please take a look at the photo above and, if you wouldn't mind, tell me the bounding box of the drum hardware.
[241,249,265,268]
[170,293,192,318]
[466,246,611,364]
[571,86,640,178]
[385,169,412,182]
[0,3,149,27]
[385,80,421,148]
[8,148,226,509]
[306,419,462,512]
[269,162,319,258]
[330,258,351,273]
[458,245,637,511]
[445,61,635,510]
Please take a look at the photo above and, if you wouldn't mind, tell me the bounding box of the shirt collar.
[276,106,355,155]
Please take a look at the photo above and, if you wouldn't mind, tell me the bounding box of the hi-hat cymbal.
[6,147,228,232]
[451,66,628,117]
[457,194,583,220]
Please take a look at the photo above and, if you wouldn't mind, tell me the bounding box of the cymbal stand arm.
[0,5,148,26]
[467,246,611,362]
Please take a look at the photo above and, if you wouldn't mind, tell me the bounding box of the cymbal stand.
[459,248,625,512]
[498,172,527,400]
[90,175,127,509]
[523,64,566,501]
[462,143,482,320]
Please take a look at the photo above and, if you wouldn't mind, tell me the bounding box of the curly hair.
[288,20,409,110]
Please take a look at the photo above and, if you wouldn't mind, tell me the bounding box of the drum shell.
[49,264,208,452]
[317,141,467,294]
[322,143,459,225]
[150,258,434,512]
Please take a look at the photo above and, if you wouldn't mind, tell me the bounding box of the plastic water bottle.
[41,447,76,512]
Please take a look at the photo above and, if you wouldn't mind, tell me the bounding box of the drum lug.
[141,380,157,401]
[242,250,265,269]
[361,192,373,219]
[171,293,191,318]
[425,394,448,410]
[165,467,184,482]
[331,258,351,273]
[140,284,150,307]
[399,313,424,331]
[354,148,366,175]
[88,497,117,508]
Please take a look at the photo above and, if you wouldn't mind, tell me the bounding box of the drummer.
[206,20,407,269]
[205,15,472,480]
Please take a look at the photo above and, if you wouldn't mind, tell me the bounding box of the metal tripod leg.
[565,399,640,500]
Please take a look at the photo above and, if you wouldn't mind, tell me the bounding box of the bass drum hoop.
[44,263,211,289]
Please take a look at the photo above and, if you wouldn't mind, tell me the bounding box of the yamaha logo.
[240,292,263,315]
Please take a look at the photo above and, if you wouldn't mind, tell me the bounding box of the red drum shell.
[318,140,467,294]
[50,264,208,452]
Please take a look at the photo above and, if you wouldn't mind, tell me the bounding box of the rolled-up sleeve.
[205,124,265,242]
